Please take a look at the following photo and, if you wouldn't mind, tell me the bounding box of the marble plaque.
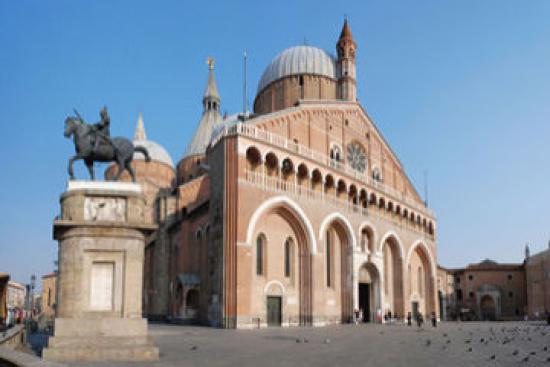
[84,197,126,222]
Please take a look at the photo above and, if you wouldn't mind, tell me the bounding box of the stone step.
[42,344,159,362]
[47,335,155,348]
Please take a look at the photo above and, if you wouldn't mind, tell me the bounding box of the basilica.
[107,21,439,328]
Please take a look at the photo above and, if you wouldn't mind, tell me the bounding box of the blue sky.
[1,0,549,284]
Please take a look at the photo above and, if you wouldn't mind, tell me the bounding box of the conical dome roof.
[184,59,223,158]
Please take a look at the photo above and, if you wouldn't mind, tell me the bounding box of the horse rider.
[91,106,114,153]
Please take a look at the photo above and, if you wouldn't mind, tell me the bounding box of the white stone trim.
[405,239,437,279]
[318,212,357,250]
[67,180,142,193]
[377,230,405,259]
[263,280,286,295]
[357,220,378,251]
[245,195,318,254]
[236,241,252,247]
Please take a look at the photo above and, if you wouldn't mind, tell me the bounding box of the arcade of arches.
[239,198,437,328]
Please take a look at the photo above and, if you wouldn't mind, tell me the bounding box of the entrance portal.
[412,301,419,320]
[359,283,370,322]
[480,295,496,321]
[267,296,282,326]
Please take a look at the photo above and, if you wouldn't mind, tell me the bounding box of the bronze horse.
[64,116,150,181]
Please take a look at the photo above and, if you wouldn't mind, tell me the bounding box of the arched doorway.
[248,199,313,327]
[358,263,381,322]
[480,295,496,321]
[322,215,354,324]
[381,236,404,318]
[407,244,435,318]
[185,289,200,318]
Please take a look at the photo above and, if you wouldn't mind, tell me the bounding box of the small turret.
[183,57,223,159]
[336,19,357,101]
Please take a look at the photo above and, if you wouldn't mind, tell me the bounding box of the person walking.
[407,312,412,326]
[417,312,424,328]
[431,312,437,327]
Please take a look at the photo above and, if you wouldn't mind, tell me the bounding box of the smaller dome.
[257,46,336,94]
[132,113,173,167]
[133,139,173,167]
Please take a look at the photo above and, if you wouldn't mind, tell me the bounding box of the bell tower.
[336,19,357,101]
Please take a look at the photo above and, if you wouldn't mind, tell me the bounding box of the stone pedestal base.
[43,181,159,362]
[43,318,159,362]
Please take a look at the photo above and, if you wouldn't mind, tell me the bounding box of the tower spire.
[134,112,147,140]
[203,56,220,113]
[336,19,357,101]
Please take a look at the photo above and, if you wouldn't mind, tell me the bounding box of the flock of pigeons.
[423,324,550,364]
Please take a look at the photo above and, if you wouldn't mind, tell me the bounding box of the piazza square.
[1,2,549,366]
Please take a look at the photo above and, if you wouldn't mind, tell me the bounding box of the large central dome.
[257,46,336,94]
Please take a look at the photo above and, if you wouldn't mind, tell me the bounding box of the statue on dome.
[64,106,151,182]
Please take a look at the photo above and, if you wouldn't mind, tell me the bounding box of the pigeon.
[446,340,451,344]
[296,338,302,343]
[489,355,496,360]
[426,339,431,346]
[530,351,536,356]
[190,345,198,351]
[465,340,471,344]
[324,338,331,344]
[522,356,529,362]
[468,347,473,352]
[543,346,548,352]
[480,338,485,343]
[512,350,519,356]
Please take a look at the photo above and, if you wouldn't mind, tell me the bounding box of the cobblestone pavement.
[70,321,550,367]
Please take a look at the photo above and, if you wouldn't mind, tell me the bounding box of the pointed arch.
[246,195,317,254]
[318,212,357,249]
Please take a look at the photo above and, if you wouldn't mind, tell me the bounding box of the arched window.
[256,234,266,276]
[417,266,423,296]
[326,231,332,287]
[284,238,293,278]
[330,144,342,162]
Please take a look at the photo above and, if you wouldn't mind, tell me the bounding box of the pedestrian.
[417,312,424,328]
[431,312,437,327]
[407,312,412,326]
[358,308,364,324]
[546,310,550,325]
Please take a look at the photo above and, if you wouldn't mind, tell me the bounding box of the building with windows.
[441,260,527,321]
[108,21,438,328]
[41,272,57,319]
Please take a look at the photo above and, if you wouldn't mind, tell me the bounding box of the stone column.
[43,181,159,362]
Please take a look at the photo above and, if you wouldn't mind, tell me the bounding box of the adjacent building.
[442,260,527,321]
[0,273,9,325]
[41,272,57,319]
[525,246,550,318]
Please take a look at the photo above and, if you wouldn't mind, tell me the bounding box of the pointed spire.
[339,18,354,43]
[203,57,220,104]
[134,112,147,140]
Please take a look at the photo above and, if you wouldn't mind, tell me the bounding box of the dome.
[132,113,174,167]
[257,46,336,94]
[133,139,173,167]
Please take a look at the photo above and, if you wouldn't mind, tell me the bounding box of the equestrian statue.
[64,107,150,182]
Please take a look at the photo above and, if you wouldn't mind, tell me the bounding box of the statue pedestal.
[42,181,159,362]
